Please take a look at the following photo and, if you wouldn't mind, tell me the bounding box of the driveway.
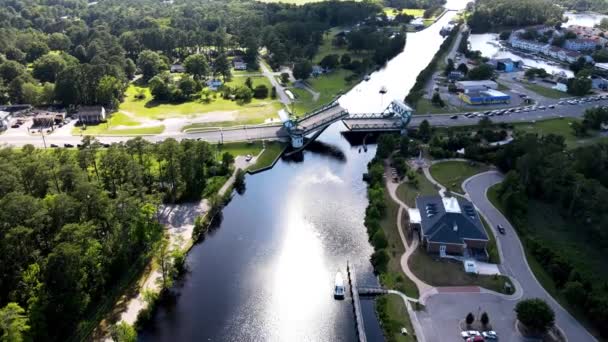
[461,171,596,342]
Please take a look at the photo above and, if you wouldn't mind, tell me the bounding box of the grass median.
[429,160,489,195]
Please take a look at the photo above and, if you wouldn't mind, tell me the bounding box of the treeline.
[0,0,380,107]
[493,133,608,337]
[405,24,461,106]
[468,0,564,33]
[557,0,608,14]
[0,137,235,341]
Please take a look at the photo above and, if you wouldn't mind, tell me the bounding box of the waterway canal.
[140,1,471,341]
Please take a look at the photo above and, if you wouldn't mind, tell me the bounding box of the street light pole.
[40,128,47,149]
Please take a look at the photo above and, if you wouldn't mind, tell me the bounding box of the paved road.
[1,98,606,148]
[260,60,291,106]
[462,171,597,342]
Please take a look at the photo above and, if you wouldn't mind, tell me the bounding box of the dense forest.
[467,0,565,33]
[557,0,608,14]
[0,138,236,341]
[0,0,381,108]
[493,122,608,337]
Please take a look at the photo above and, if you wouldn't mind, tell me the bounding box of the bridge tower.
[387,100,414,134]
[283,119,304,148]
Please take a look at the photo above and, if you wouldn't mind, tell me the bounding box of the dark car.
[50,144,58,148]
[11,124,20,128]
[497,224,506,234]
[103,143,110,148]
[450,115,458,119]
[64,143,74,148]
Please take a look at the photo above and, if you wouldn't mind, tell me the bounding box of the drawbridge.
[283,99,414,148]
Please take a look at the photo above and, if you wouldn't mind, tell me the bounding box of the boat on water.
[334,272,345,299]
[363,74,371,81]
[379,86,388,94]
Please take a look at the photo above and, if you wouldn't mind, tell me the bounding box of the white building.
[564,39,598,52]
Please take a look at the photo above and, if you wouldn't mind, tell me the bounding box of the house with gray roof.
[413,195,489,260]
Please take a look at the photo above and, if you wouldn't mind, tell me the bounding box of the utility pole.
[40,128,47,149]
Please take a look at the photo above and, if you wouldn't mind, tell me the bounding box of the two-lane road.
[464,171,597,342]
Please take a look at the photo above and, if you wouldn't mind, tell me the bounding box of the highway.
[1,97,606,148]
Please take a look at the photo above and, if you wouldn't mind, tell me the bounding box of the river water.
[468,12,608,79]
[140,1,470,341]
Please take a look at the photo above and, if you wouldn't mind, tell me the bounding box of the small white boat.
[364,75,371,81]
[334,272,345,299]
[379,86,387,94]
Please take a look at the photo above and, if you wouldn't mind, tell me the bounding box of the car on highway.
[538,106,546,110]
[50,144,58,148]
[466,337,484,342]
[549,105,555,109]
[450,115,458,119]
[558,101,565,105]
[497,224,505,234]
[64,143,73,148]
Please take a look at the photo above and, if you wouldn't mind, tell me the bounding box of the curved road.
[463,171,596,342]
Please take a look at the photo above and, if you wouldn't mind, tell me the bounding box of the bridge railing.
[346,122,403,130]
[346,113,390,120]
[295,101,341,123]
[297,110,349,133]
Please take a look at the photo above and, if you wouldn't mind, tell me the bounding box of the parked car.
[548,105,555,109]
[497,224,505,234]
[467,331,481,336]
[245,154,253,161]
[50,144,58,148]
[450,115,459,119]
[10,124,19,128]
[461,331,470,339]
[64,143,74,148]
[482,331,498,339]
[467,336,485,342]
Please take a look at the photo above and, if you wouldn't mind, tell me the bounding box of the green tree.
[26,41,49,63]
[178,76,197,99]
[137,50,167,82]
[431,92,445,107]
[320,54,339,70]
[96,75,123,108]
[0,303,30,342]
[149,74,171,101]
[466,312,475,325]
[293,60,312,80]
[32,53,69,83]
[184,54,208,80]
[280,73,290,84]
[0,61,26,83]
[480,312,489,326]
[468,64,494,80]
[111,322,137,342]
[340,54,352,67]
[234,169,246,194]
[567,76,592,96]
[48,33,72,51]
[213,53,231,81]
[253,85,269,99]
[245,77,253,90]
[234,86,253,103]
[156,236,174,292]
[418,119,432,143]
[515,298,555,333]
[563,281,587,305]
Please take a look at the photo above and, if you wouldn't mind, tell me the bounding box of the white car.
[245,154,253,162]
[460,331,470,339]
[482,331,498,339]
[467,330,481,336]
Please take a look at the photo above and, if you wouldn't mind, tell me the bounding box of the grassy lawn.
[118,84,282,123]
[225,75,272,90]
[215,141,265,160]
[74,124,165,136]
[408,248,513,294]
[376,294,416,342]
[513,118,608,148]
[429,160,489,195]
[396,172,438,207]
[415,98,461,114]
[487,185,603,337]
[523,83,569,99]
[203,175,230,199]
[247,141,286,173]
[384,8,425,17]
[293,69,357,115]
[379,189,420,298]
[290,87,316,113]
[480,216,500,264]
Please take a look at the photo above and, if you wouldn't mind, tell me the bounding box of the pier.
[347,261,367,342]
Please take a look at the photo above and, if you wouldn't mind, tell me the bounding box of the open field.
[512,118,608,148]
[523,83,569,99]
[408,248,512,294]
[376,294,416,342]
[293,69,357,114]
[487,185,603,336]
[429,160,489,194]
[396,172,438,207]
[117,84,282,123]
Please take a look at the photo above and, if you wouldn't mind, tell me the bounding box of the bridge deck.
[296,104,348,134]
[341,117,402,131]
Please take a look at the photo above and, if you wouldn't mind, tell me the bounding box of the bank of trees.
[468,0,564,33]
[0,137,234,341]
[0,0,380,108]
[493,132,608,337]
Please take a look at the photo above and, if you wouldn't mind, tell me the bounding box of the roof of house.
[456,80,497,88]
[78,106,104,115]
[416,195,488,245]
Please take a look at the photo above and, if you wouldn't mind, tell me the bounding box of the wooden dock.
[347,261,367,342]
